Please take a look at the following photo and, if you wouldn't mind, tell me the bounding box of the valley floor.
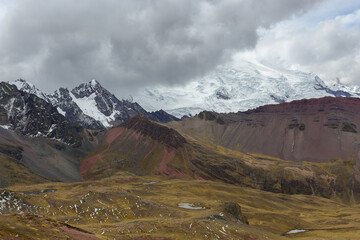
[1,173,360,239]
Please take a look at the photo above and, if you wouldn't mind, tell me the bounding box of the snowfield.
[134,59,360,118]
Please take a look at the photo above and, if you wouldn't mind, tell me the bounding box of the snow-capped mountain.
[9,57,360,126]
[9,79,179,129]
[0,82,83,145]
[11,78,49,101]
[134,59,360,118]
[56,79,150,128]
[47,87,104,129]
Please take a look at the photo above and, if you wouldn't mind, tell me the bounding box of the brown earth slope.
[0,125,99,185]
[1,98,360,239]
[80,115,191,181]
[169,97,360,164]
[2,97,360,203]
[81,114,360,203]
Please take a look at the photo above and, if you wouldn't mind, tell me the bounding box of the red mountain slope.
[173,97,360,165]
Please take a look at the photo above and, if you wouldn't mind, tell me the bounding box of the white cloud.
[250,5,360,85]
[0,0,16,21]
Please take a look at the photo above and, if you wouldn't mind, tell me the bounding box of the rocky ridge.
[0,82,83,146]
[9,79,179,130]
[122,114,187,148]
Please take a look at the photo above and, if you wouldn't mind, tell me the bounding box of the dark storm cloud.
[0,0,321,94]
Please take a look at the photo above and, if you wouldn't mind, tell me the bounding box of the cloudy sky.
[0,0,359,95]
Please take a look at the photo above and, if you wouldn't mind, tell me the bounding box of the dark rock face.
[48,88,104,130]
[48,80,179,129]
[198,111,217,121]
[71,80,119,117]
[314,76,352,97]
[270,94,286,103]
[10,79,179,129]
[0,82,83,146]
[148,110,180,123]
[198,111,225,125]
[223,202,248,224]
[215,87,231,100]
[342,122,357,133]
[0,144,23,161]
[69,80,151,126]
[122,115,186,148]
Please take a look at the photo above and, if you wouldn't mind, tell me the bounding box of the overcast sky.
[0,0,359,95]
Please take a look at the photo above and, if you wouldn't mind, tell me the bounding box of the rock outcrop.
[0,82,83,146]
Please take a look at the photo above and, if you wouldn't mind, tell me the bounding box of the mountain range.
[10,79,179,130]
[1,63,360,239]
[1,94,360,239]
[135,59,360,117]
[7,58,360,126]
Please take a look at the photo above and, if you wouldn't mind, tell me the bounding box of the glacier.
[134,59,360,118]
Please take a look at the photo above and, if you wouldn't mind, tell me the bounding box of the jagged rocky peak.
[47,79,179,128]
[8,78,48,100]
[50,88,72,102]
[11,78,33,90]
[0,82,83,146]
[3,78,179,130]
[148,109,180,123]
[48,86,105,130]
[70,79,120,117]
[0,81,17,99]
[71,79,108,98]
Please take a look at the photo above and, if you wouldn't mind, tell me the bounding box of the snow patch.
[286,229,309,234]
[143,181,158,185]
[47,124,57,135]
[57,107,66,116]
[70,92,113,127]
[4,98,15,117]
[178,203,205,210]
[91,79,98,86]
[134,58,360,118]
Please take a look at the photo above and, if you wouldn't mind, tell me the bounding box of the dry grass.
[2,173,360,239]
